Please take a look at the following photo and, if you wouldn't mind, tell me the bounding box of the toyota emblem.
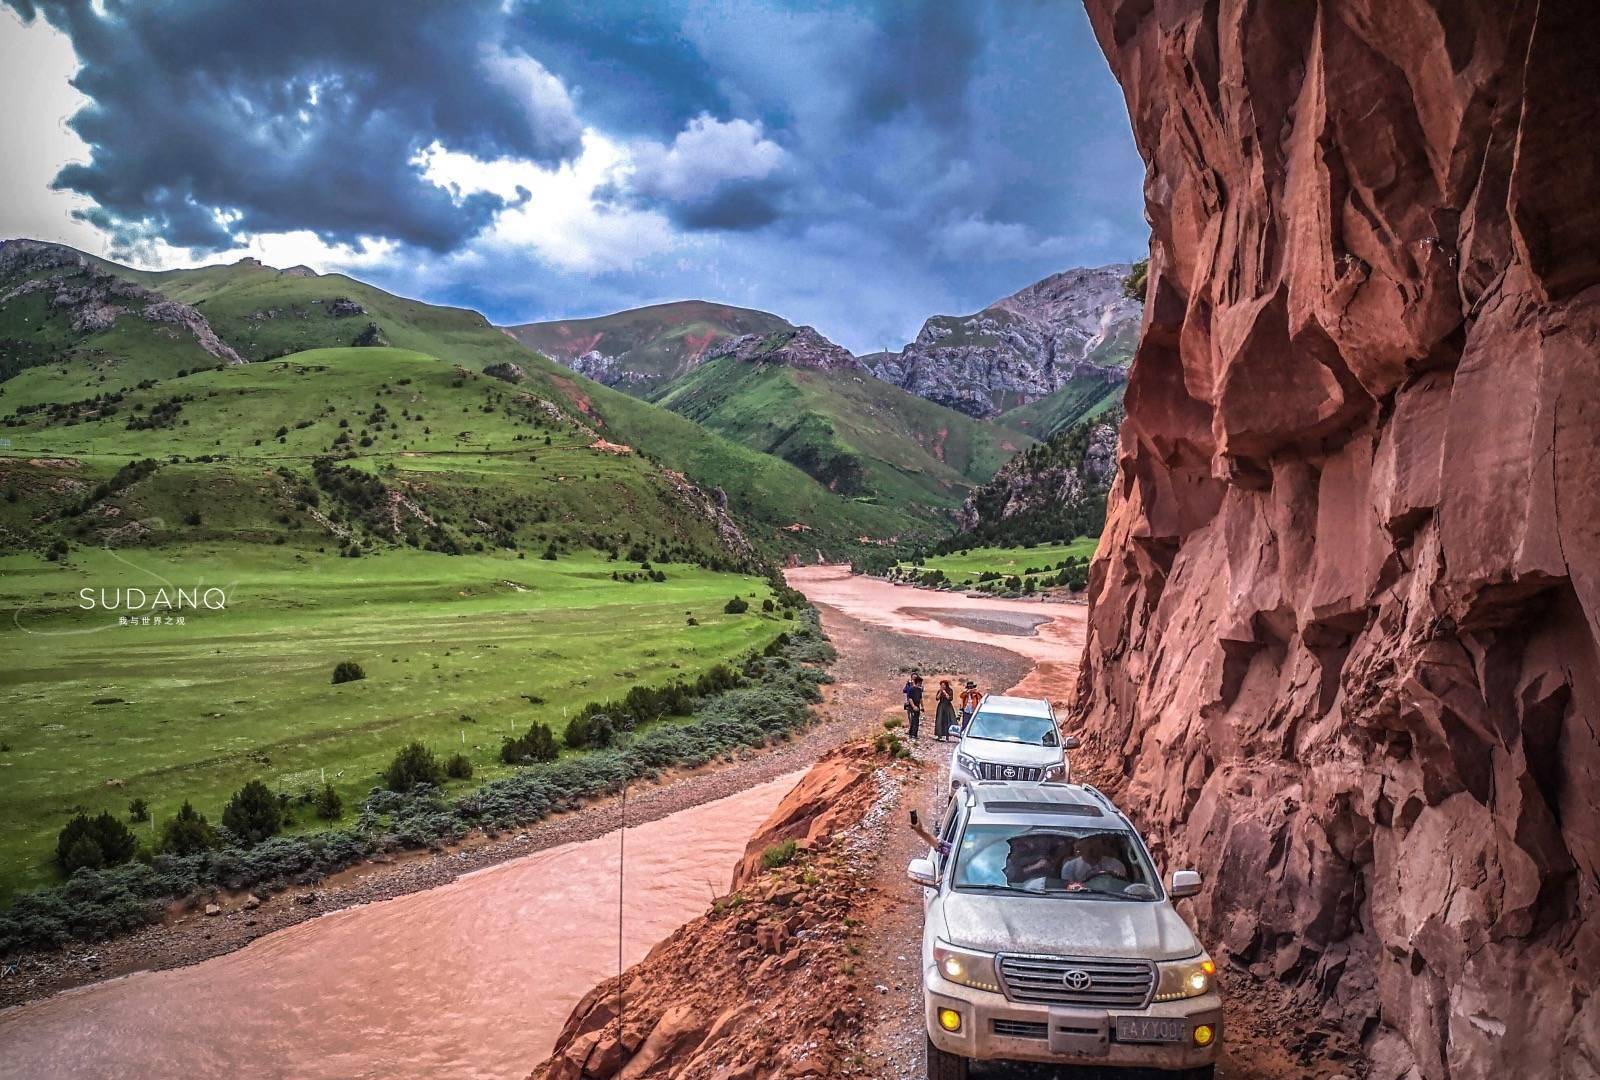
[1002,765,1017,779]
[1062,969,1093,991]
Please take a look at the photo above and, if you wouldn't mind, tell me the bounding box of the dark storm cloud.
[6,0,583,252]
[8,0,1148,351]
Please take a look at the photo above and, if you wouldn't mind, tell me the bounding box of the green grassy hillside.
[654,353,1032,524]
[504,300,792,396]
[999,369,1125,438]
[0,242,915,556]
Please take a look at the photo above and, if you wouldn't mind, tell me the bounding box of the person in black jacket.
[902,672,925,738]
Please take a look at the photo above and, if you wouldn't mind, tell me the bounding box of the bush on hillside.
[222,780,284,845]
[332,660,366,685]
[501,722,560,765]
[159,801,219,856]
[56,812,138,874]
[384,742,445,792]
[314,784,344,821]
[127,798,150,823]
[445,753,474,780]
[724,596,749,614]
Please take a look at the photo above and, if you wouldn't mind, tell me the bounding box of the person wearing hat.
[958,680,981,733]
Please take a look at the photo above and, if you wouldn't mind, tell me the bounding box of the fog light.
[938,1008,963,1033]
[1193,1023,1215,1047]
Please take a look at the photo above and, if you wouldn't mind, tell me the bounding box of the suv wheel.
[925,1035,969,1080]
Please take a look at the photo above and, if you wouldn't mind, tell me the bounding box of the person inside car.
[1060,833,1130,890]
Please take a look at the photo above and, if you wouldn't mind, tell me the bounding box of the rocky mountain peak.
[709,326,863,372]
[868,263,1142,418]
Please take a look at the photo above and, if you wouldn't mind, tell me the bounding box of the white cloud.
[625,115,786,203]
[478,45,584,158]
[414,132,678,274]
[0,7,102,250]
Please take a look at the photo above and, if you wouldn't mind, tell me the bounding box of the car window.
[952,824,1159,899]
[964,711,1058,746]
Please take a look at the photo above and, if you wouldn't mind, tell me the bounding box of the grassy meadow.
[895,538,1100,587]
[0,545,780,897]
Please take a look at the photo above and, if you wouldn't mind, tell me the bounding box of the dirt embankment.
[532,741,902,1080]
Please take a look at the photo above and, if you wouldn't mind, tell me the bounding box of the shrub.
[183,510,202,526]
[384,741,445,792]
[128,798,150,823]
[761,598,775,612]
[760,839,798,870]
[564,712,616,750]
[159,801,220,855]
[55,811,138,874]
[314,784,344,821]
[501,722,559,764]
[331,660,366,685]
[445,753,474,780]
[723,596,749,614]
[222,780,284,845]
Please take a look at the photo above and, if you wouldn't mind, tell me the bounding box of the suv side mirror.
[907,858,938,889]
[1061,735,1082,751]
[1169,869,1202,898]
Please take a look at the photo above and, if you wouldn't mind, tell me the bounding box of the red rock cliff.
[1075,3,1599,1077]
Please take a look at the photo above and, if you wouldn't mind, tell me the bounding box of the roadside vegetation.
[0,615,833,953]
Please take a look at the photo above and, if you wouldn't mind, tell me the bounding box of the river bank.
[0,586,1033,1078]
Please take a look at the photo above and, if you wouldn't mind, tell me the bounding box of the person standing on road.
[959,680,981,732]
[903,673,925,739]
[934,678,957,740]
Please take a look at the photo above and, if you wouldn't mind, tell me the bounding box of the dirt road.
[789,568,1356,1080]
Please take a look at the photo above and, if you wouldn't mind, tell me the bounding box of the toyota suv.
[949,694,1078,792]
[908,781,1221,1079]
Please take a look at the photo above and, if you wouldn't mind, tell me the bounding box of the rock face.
[0,239,244,363]
[869,265,1141,417]
[707,326,863,373]
[1074,4,1600,1079]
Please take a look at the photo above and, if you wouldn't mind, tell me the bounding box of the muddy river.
[0,773,801,1080]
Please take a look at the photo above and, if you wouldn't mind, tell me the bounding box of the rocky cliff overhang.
[1075,3,1599,1078]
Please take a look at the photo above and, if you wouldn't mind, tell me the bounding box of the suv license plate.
[1116,1016,1186,1044]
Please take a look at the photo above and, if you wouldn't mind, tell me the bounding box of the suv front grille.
[997,954,1155,1008]
[974,762,1042,781]
[992,1019,1047,1040]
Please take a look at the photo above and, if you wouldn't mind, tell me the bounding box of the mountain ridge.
[867,263,1141,420]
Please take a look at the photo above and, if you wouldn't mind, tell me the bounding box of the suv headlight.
[1042,762,1066,780]
[954,752,978,774]
[932,940,1001,993]
[1154,955,1217,1001]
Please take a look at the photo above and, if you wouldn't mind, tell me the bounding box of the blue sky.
[0,0,1146,353]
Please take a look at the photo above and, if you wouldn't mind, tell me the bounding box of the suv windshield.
[952,824,1159,900]
[964,711,1057,746]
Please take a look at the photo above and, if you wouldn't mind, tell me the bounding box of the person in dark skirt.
[934,678,958,740]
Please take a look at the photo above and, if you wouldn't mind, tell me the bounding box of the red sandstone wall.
[1075,2,1600,1076]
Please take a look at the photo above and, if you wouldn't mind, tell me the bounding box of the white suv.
[949,694,1078,791]
[909,782,1221,1079]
